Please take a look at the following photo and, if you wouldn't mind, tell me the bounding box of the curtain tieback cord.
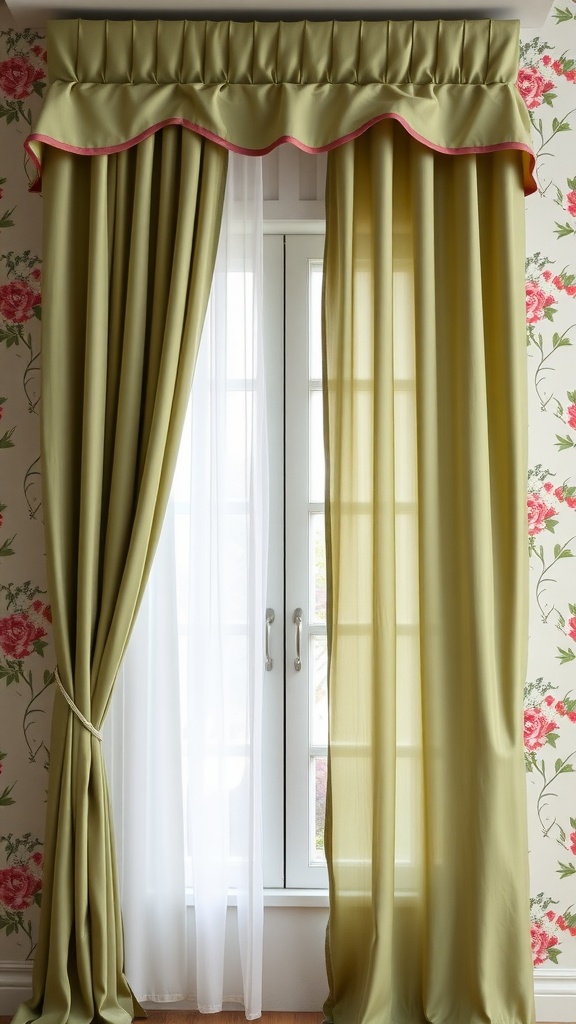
[55,670,103,742]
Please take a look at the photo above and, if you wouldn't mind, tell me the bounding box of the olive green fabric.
[28,19,535,194]
[11,129,227,1024]
[322,121,534,1024]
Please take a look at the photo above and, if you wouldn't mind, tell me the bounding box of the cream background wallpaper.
[0,0,575,1013]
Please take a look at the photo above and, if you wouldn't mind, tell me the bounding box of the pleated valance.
[26,17,536,194]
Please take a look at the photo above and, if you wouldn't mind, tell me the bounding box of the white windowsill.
[185,888,329,908]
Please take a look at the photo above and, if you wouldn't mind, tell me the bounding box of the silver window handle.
[265,608,275,671]
[293,607,302,671]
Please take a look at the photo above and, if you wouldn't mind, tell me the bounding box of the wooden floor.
[0,1016,565,1024]
[0,1016,564,1024]
[0,1017,323,1024]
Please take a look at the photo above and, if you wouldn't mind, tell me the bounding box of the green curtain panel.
[12,128,227,1024]
[322,121,533,1024]
[17,16,536,1024]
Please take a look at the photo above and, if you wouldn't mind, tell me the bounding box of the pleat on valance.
[26,17,536,194]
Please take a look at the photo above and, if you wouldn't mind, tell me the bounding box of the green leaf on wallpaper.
[553,6,575,22]
[569,603,576,615]
[556,434,575,450]
[32,305,41,321]
[544,518,558,532]
[0,536,16,557]
[552,334,571,349]
[0,327,23,348]
[559,763,574,773]
[0,427,16,449]
[557,647,576,664]
[570,816,576,829]
[0,207,15,230]
[568,391,576,404]
[558,548,574,558]
[555,758,564,773]
[559,825,566,843]
[555,222,576,239]
[31,638,47,657]
[547,947,561,964]
[0,666,17,685]
[547,732,559,747]
[0,103,21,126]
[543,306,557,322]
[0,784,16,806]
[542,92,557,107]
[31,81,46,99]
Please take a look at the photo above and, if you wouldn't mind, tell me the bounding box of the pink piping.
[25,111,537,196]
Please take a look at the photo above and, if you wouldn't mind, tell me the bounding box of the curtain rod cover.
[26,18,536,193]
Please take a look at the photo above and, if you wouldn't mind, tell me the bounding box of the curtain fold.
[322,120,534,1024]
[26,19,535,196]
[105,152,267,1020]
[12,128,227,1024]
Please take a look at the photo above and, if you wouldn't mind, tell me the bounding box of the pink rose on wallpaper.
[566,190,576,218]
[523,707,557,751]
[569,832,576,856]
[28,851,43,874]
[0,612,46,659]
[517,67,554,110]
[0,57,44,100]
[0,280,41,324]
[525,280,555,324]
[527,493,556,535]
[530,922,558,967]
[0,865,41,911]
[568,616,576,642]
[31,599,52,623]
[567,404,576,431]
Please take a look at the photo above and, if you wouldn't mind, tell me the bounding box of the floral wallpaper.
[519,3,576,975]
[1,0,576,993]
[0,12,52,965]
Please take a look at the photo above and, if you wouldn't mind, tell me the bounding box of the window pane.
[310,635,328,746]
[309,390,325,502]
[309,513,326,623]
[312,755,327,861]
[309,260,323,380]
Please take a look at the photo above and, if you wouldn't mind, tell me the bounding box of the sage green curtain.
[17,16,537,1024]
[12,128,227,1024]
[322,121,534,1024]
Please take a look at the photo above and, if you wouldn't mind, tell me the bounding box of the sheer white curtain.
[103,153,267,1020]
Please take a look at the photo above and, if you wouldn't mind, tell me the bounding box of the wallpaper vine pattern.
[0,15,52,963]
[1,0,576,985]
[518,2,576,972]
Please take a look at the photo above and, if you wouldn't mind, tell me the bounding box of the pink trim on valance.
[25,114,537,196]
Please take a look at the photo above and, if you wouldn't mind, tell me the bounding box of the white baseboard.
[1,961,575,1020]
[0,961,33,1015]
[534,968,576,1022]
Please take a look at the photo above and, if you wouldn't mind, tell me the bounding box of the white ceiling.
[4,0,552,30]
